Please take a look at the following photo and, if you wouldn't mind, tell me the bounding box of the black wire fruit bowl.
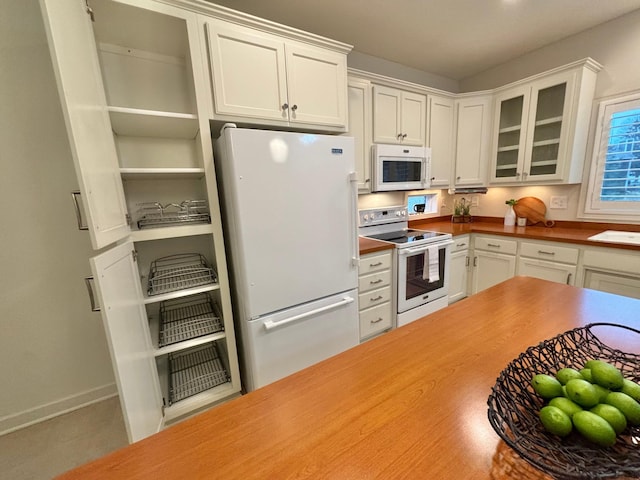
[487,323,640,479]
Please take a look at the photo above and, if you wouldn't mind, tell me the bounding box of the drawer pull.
[370,295,383,302]
[369,261,383,267]
[369,279,384,285]
[538,250,556,256]
[566,273,572,285]
[370,317,384,324]
[456,243,467,248]
[487,243,501,248]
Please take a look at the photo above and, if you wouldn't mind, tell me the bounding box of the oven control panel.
[359,206,407,226]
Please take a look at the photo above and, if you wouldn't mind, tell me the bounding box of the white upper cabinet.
[40,0,129,250]
[346,77,373,193]
[373,85,426,146]
[204,18,349,131]
[427,94,455,188]
[454,95,493,187]
[489,59,601,185]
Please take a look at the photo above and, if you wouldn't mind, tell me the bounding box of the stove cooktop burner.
[365,229,448,245]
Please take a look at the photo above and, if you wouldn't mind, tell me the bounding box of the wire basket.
[487,323,640,480]
[159,293,224,347]
[137,200,210,229]
[147,253,217,296]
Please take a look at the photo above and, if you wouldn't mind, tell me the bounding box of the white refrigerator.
[214,126,360,391]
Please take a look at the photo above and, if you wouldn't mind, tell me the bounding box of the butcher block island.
[56,277,640,479]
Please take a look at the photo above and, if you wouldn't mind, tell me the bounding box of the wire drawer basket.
[147,253,217,296]
[487,323,640,480]
[159,293,224,348]
[137,200,210,229]
[168,343,230,405]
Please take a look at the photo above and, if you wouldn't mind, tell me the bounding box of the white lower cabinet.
[517,240,578,285]
[358,251,394,340]
[471,235,517,294]
[449,235,470,303]
[581,247,640,299]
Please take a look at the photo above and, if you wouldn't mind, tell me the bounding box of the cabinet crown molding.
[157,0,353,53]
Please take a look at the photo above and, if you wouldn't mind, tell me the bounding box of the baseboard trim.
[0,383,118,436]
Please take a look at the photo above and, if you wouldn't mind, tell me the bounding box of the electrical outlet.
[550,196,568,209]
[471,196,479,207]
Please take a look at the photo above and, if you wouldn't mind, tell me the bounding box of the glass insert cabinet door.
[528,82,567,178]
[491,75,572,183]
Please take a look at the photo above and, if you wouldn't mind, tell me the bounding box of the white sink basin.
[588,230,640,246]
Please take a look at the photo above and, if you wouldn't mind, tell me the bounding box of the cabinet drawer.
[359,252,392,275]
[359,302,392,339]
[358,270,391,293]
[451,235,470,253]
[358,285,391,310]
[474,236,517,255]
[520,241,579,264]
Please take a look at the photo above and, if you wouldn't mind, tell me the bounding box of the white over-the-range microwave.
[371,144,431,192]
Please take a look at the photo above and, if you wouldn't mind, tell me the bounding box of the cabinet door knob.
[397,133,403,140]
[282,103,289,110]
[291,104,298,111]
[457,176,461,180]
[402,133,407,139]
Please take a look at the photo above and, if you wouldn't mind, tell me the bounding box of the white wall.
[0,0,116,435]
[348,51,460,93]
[459,8,640,100]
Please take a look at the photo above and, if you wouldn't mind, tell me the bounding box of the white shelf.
[498,125,521,134]
[535,116,563,127]
[530,159,558,167]
[108,106,199,139]
[152,329,227,357]
[131,223,214,243]
[143,283,220,305]
[121,168,205,180]
[497,145,519,152]
[496,164,518,170]
[532,139,560,147]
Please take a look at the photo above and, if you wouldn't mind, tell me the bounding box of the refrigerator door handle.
[263,296,355,331]
[349,171,359,267]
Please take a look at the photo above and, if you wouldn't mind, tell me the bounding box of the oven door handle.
[398,239,454,255]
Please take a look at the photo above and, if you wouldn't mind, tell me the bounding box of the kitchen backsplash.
[357,184,583,221]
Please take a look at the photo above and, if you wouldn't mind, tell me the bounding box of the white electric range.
[359,206,453,326]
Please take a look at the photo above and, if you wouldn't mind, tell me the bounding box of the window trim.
[581,91,640,222]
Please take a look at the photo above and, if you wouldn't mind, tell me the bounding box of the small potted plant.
[452,197,472,223]
[504,199,517,226]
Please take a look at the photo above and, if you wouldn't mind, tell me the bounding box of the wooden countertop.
[358,235,395,255]
[56,277,640,479]
[408,217,640,252]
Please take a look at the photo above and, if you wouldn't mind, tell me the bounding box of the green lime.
[580,368,593,382]
[584,359,600,369]
[549,396,583,418]
[539,405,573,437]
[621,378,640,402]
[590,360,624,390]
[605,391,640,426]
[592,384,611,403]
[591,403,627,435]
[556,367,584,385]
[573,410,617,447]
[531,374,563,399]
[565,378,600,408]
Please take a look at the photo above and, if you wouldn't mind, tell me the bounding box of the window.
[407,193,438,215]
[584,93,640,217]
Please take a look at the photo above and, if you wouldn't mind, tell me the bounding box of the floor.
[0,397,128,479]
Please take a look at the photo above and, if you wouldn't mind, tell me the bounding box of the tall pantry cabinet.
[39,0,241,442]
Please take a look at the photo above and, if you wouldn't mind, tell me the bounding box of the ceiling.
[208,0,640,80]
